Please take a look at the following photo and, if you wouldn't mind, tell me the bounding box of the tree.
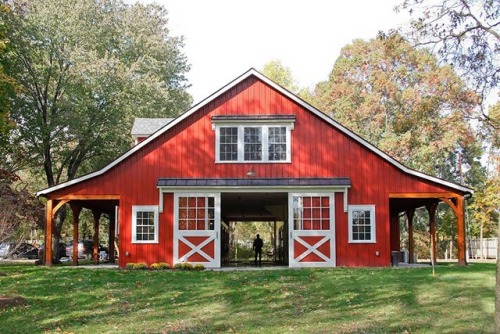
[396,0,499,116]
[0,4,16,157]
[485,99,500,149]
[2,0,191,181]
[0,169,44,247]
[470,170,500,250]
[1,0,192,259]
[312,32,482,180]
[261,60,298,92]
[395,1,499,325]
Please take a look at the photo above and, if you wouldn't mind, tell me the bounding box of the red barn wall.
[49,77,455,267]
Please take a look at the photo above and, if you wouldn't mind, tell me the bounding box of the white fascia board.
[37,68,473,197]
[158,185,350,192]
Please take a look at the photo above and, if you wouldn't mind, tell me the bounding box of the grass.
[0,262,495,333]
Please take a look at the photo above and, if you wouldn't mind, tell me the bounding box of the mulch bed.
[0,273,28,308]
[0,296,28,309]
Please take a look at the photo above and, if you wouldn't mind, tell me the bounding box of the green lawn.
[0,262,495,333]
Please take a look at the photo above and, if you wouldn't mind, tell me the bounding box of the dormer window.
[212,115,295,163]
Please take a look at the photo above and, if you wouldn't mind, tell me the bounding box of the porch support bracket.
[52,199,70,216]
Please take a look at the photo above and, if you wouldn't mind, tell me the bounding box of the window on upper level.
[212,115,295,163]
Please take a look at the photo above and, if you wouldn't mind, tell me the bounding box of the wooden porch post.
[426,202,438,265]
[438,195,467,266]
[456,196,466,266]
[45,199,54,266]
[109,209,116,264]
[92,210,101,264]
[406,208,415,264]
[70,204,82,266]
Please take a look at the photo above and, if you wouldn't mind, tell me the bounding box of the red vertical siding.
[50,76,461,267]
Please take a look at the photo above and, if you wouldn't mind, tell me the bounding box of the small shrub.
[158,262,171,270]
[134,263,148,270]
[173,262,195,270]
[193,264,205,271]
[125,263,135,270]
[182,262,194,270]
[150,262,171,270]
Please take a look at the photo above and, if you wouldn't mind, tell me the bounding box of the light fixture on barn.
[246,166,256,177]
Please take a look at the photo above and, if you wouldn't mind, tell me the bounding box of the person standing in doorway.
[253,234,263,265]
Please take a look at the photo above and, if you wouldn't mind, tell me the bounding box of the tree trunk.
[450,240,453,260]
[267,223,275,252]
[480,224,484,259]
[229,222,235,261]
[495,214,500,333]
[52,206,67,262]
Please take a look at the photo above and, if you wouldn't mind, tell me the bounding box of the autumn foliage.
[0,169,44,244]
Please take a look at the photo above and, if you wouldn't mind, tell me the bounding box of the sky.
[153,0,409,103]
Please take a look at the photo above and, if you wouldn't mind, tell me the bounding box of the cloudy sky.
[155,0,408,102]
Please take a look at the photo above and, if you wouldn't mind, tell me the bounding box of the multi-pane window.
[132,206,158,243]
[178,196,215,230]
[244,127,262,161]
[292,195,331,230]
[219,127,238,161]
[348,205,376,243]
[268,127,287,161]
[215,124,292,162]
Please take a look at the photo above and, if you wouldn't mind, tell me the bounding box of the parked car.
[17,244,39,259]
[58,243,68,258]
[66,240,107,260]
[0,243,40,259]
[30,242,68,260]
[0,243,11,258]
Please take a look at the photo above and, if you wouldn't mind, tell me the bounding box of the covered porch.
[389,192,468,266]
[44,195,119,266]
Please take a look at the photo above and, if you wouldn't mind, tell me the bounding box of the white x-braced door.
[174,193,220,268]
[289,193,335,267]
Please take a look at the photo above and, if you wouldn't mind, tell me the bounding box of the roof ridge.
[37,68,473,196]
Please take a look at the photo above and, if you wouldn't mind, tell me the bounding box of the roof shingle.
[157,177,351,188]
[131,118,174,137]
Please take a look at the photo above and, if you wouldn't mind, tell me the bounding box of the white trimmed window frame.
[291,194,334,231]
[348,205,376,243]
[132,205,159,244]
[175,194,216,231]
[213,121,294,163]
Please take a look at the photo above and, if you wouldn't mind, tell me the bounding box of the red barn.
[37,69,472,268]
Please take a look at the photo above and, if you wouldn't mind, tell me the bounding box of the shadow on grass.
[0,263,495,333]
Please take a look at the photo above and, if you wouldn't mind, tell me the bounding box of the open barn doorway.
[220,192,289,267]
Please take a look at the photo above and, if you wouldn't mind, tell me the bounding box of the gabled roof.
[37,68,474,196]
[131,118,174,138]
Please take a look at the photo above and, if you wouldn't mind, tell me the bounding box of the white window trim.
[348,205,376,243]
[174,194,216,231]
[213,121,293,163]
[290,193,334,231]
[132,205,159,244]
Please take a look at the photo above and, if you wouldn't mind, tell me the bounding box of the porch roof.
[157,177,351,188]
